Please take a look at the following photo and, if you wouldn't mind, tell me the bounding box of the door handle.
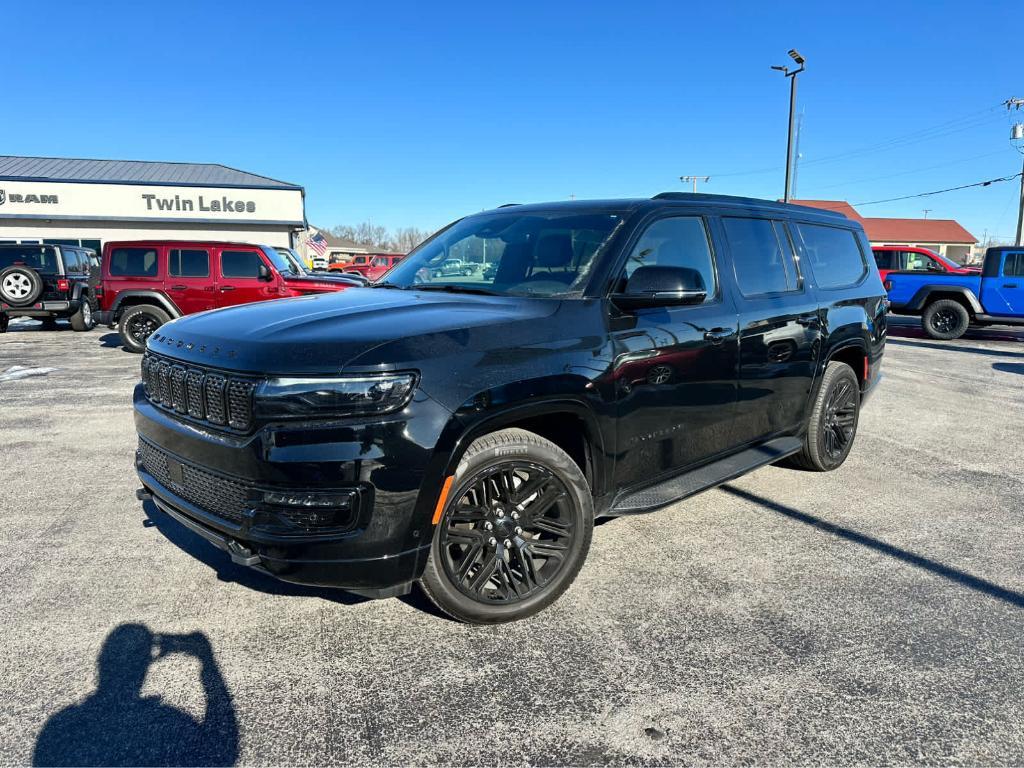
[219,286,235,292]
[1004,283,1018,288]
[703,327,736,344]
[170,284,187,290]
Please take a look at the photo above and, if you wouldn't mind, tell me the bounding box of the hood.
[145,287,560,374]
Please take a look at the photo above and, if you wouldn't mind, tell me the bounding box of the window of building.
[220,250,263,278]
[169,249,210,277]
[620,216,717,300]
[81,239,102,255]
[109,247,159,277]
[723,217,799,296]
[795,223,868,288]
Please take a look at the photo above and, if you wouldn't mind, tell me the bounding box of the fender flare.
[110,291,181,319]
[908,285,983,314]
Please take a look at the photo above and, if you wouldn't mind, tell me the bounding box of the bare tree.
[328,222,433,253]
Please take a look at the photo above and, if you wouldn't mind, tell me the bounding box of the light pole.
[679,175,710,193]
[772,49,805,203]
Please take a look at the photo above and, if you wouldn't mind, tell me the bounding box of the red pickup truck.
[97,240,356,352]
[871,246,980,281]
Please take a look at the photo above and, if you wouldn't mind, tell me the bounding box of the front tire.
[419,428,593,624]
[118,304,170,353]
[922,299,969,340]
[788,361,861,472]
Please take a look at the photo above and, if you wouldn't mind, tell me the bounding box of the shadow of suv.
[133,193,886,623]
[0,244,98,333]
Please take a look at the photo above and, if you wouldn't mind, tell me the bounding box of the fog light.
[263,491,353,508]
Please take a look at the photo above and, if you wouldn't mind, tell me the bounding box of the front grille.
[142,353,256,432]
[138,439,251,524]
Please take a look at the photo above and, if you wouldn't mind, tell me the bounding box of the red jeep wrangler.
[97,240,355,352]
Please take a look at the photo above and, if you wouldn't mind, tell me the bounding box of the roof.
[790,199,976,244]
[0,155,302,190]
[787,200,864,221]
[861,217,976,244]
[311,229,370,251]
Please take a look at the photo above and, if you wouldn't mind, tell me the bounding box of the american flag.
[307,231,328,256]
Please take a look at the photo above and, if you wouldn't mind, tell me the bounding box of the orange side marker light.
[431,475,455,525]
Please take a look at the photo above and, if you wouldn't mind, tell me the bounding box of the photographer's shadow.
[33,624,239,767]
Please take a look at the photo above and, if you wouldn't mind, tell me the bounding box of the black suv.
[134,194,886,623]
[0,244,99,332]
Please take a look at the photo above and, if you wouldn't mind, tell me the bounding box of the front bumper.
[134,385,452,596]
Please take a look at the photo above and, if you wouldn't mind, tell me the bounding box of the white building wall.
[0,219,294,248]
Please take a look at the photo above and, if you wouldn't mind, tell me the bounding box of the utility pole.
[772,49,805,203]
[1008,98,1024,246]
[922,209,932,219]
[679,175,710,193]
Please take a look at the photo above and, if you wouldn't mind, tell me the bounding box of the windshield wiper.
[371,282,405,289]
[414,284,499,296]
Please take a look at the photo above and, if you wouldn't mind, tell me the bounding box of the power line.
[712,103,1003,179]
[814,149,1009,191]
[852,172,1023,207]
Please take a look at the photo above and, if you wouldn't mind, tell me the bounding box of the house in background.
[790,200,977,264]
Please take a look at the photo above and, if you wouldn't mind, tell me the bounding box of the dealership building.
[0,155,306,253]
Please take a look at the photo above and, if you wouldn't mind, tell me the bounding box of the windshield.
[0,245,59,273]
[383,210,624,297]
[275,247,308,276]
[263,246,300,276]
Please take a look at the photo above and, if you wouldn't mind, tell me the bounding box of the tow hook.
[135,488,153,501]
[227,540,260,566]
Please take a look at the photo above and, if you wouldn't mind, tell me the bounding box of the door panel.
[990,251,1024,314]
[167,248,215,314]
[608,214,740,490]
[216,248,278,308]
[721,217,822,446]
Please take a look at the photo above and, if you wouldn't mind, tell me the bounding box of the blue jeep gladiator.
[885,246,1024,339]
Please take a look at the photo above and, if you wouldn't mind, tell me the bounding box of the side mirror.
[258,263,273,281]
[613,265,707,309]
[926,261,944,272]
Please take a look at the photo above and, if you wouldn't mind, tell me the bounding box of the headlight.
[254,373,417,418]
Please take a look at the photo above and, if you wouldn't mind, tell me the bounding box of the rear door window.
[220,249,264,278]
[1004,252,1024,277]
[169,249,210,277]
[109,247,159,277]
[722,217,800,296]
[794,223,868,289]
[873,250,895,270]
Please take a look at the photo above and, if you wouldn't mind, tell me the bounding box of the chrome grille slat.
[141,353,257,432]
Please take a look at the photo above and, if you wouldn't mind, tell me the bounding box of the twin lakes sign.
[0,180,304,226]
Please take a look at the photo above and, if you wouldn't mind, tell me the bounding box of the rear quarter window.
[794,224,867,289]
[109,247,159,277]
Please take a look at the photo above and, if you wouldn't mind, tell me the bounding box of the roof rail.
[498,203,520,208]
[650,192,847,218]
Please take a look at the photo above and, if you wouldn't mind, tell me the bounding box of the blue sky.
[4,0,1022,241]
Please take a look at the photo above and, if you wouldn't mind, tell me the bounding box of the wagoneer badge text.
[142,194,256,214]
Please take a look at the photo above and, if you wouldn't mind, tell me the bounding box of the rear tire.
[118,304,170,353]
[69,296,95,331]
[788,361,860,472]
[419,428,593,624]
[922,299,969,340]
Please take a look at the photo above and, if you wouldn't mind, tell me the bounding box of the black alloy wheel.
[787,361,861,472]
[439,462,575,604]
[419,428,593,623]
[118,304,171,353]
[922,298,970,340]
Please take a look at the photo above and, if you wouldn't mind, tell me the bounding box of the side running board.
[610,436,803,515]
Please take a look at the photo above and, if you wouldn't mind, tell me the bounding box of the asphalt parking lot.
[1,316,1023,766]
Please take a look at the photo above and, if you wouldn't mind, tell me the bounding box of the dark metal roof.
[0,155,302,190]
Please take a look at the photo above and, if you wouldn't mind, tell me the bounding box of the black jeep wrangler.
[0,244,99,333]
[134,194,886,623]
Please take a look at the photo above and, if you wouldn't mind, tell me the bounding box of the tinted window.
[0,246,60,273]
[723,217,799,296]
[61,248,82,273]
[873,250,895,270]
[621,216,717,299]
[169,249,210,277]
[795,224,868,288]
[384,210,624,297]
[109,248,158,277]
[1004,252,1024,277]
[221,250,263,278]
